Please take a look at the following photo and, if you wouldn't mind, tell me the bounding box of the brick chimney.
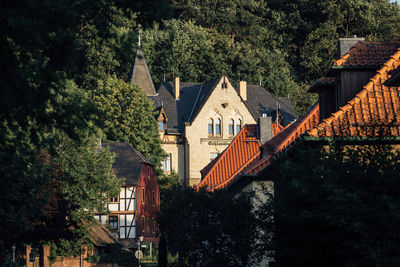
[174,77,180,100]
[239,81,247,101]
[338,36,364,58]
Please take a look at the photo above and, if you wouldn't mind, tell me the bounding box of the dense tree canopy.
[265,142,400,266]
[92,75,165,167]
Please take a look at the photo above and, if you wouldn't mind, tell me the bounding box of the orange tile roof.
[240,103,320,177]
[308,49,400,137]
[334,42,400,67]
[197,124,260,190]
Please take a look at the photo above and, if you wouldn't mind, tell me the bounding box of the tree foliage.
[92,75,165,167]
[267,142,400,266]
[159,185,263,266]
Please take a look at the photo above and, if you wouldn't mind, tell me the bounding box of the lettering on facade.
[208,141,230,146]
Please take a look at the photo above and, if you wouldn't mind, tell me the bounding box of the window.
[228,119,234,136]
[108,215,118,231]
[215,118,221,136]
[141,216,145,233]
[152,190,156,206]
[210,152,218,162]
[162,153,171,172]
[208,119,214,135]
[147,166,151,178]
[142,188,145,204]
[235,119,241,135]
[158,121,165,131]
[110,196,118,203]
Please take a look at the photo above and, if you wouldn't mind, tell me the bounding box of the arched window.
[236,119,241,135]
[229,119,234,136]
[208,119,214,136]
[215,118,221,136]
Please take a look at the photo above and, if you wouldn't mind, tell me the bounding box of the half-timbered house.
[94,142,160,247]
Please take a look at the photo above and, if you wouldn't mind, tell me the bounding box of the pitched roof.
[150,81,203,133]
[237,103,320,177]
[197,124,260,190]
[206,103,319,192]
[308,49,400,137]
[90,224,120,247]
[333,41,400,68]
[151,75,297,134]
[102,142,153,185]
[128,48,157,96]
[244,85,297,126]
[308,77,336,93]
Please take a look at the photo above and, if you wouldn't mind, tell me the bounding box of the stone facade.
[184,77,256,186]
[130,46,297,187]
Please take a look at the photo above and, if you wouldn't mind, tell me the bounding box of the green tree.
[267,141,400,266]
[0,0,139,262]
[159,185,262,266]
[92,75,165,168]
[31,135,122,257]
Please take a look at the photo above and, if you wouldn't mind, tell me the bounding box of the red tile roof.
[197,124,260,190]
[334,42,400,67]
[308,49,400,137]
[240,103,320,177]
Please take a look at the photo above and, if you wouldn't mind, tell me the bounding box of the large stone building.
[130,45,297,186]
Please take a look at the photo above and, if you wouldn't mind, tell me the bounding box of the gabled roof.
[308,49,400,137]
[151,75,297,134]
[102,142,153,186]
[239,103,320,177]
[203,103,319,191]
[150,81,202,133]
[128,48,157,96]
[197,125,260,190]
[330,41,400,70]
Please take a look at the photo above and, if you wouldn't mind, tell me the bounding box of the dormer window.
[159,121,165,131]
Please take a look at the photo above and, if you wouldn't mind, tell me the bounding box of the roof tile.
[309,49,400,138]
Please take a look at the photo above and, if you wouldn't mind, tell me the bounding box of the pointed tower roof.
[128,36,157,96]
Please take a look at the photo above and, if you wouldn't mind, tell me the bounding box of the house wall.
[136,163,160,238]
[159,135,185,183]
[94,185,136,240]
[185,78,256,186]
[338,71,376,107]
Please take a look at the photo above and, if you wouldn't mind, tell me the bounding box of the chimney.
[259,115,273,144]
[174,77,180,99]
[239,81,247,101]
[338,37,365,58]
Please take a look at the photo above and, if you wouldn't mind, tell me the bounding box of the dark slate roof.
[242,85,297,126]
[128,48,157,96]
[151,75,298,133]
[102,142,153,185]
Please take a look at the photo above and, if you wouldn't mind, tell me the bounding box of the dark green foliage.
[269,142,400,266]
[87,243,138,266]
[159,185,262,266]
[92,75,166,168]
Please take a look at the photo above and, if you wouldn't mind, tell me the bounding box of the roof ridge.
[130,144,153,165]
[308,48,400,137]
